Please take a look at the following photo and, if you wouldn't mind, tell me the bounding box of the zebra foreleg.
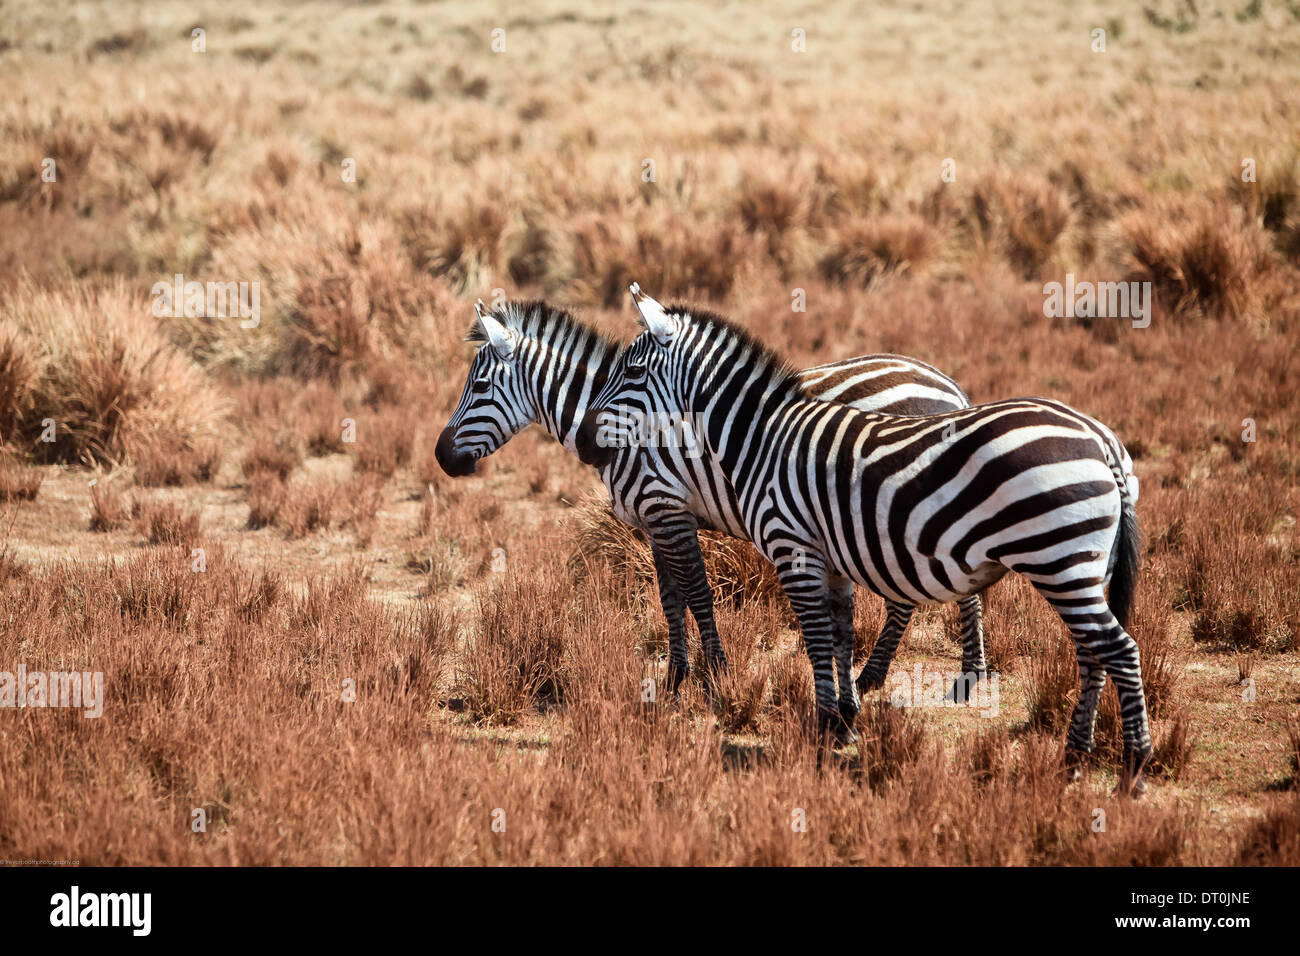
[827,575,860,727]
[949,593,988,702]
[648,521,728,688]
[649,543,691,694]
[777,556,856,746]
[855,600,914,694]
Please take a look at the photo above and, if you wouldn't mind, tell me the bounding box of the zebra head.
[575,284,687,470]
[435,300,533,476]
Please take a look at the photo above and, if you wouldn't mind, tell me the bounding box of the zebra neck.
[533,345,619,455]
[696,363,797,495]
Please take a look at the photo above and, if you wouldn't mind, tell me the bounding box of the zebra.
[436,299,986,708]
[575,287,1151,792]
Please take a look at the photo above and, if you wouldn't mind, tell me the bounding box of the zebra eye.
[470,377,491,394]
[626,363,647,380]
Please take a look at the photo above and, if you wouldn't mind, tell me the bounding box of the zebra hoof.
[666,661,689,695]
[1119,746,1153,798]
[855,668,885,694]
[946,671,984,703]
[818,708,858,746]
[838,699,860,727]
[1113,775,1148,799]
[1063,745,1091,777]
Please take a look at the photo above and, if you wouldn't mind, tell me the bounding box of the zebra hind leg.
[827,576,860,727]
[948,593,988,703]
[649,543,691,694]
[855,600,914,694]
[1063,645,1106,780]
[1103,626,1153,797]
[1039,586,1152,795]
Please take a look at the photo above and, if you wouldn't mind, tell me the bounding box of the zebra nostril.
[434,427,477,477]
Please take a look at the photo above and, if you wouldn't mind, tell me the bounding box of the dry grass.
[455,572,571,724]
[0,283,227,470]
[0,0,1296,865]
[241,434,300,482]
[246,471,383,540]
[570,491,784,608]
[0,454,42,501]
[349,406,416,478]
[88,477,130,532]
[0,550,1232,865]
[131,494,202,547]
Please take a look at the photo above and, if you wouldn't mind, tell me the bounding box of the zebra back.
[600,350,972,539]
[796,354,970,414]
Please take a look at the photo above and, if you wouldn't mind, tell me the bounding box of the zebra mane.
[665,304,808,403]
[465,299,619,357]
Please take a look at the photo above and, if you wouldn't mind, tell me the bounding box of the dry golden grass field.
[0,0,1298,866]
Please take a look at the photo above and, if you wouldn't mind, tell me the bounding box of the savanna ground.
[0,0,1298,865]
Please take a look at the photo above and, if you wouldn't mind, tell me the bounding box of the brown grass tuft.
[855,699,930,788]
[456,573,570,724]
[1236,796,1300,865]
[349,406,415,477]
[0,455,42,501]
[0,283,226,470]
[570,491,783,608]
[241,434,300,482]
[131,494,202,546]
[819,214,932,286]
[962,173,1071,278]
[88,477,130,532]
[1118,202,1272,321]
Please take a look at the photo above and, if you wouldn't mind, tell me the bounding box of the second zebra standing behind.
[576,286,1151,794]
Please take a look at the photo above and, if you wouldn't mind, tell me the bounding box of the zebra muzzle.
[575,407,615,469]
[434,427,478,477]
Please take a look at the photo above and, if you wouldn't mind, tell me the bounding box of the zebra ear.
[629,282,675,343]
[475,303,517,359]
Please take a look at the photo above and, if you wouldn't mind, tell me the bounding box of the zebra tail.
[1108,487,1141,630]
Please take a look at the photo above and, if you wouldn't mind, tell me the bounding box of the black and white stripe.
[438,300,985,701]
[577,291,1150,789]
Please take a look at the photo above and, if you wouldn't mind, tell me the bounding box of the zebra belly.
[823,553,1006,606]
[812,456,1120,605]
